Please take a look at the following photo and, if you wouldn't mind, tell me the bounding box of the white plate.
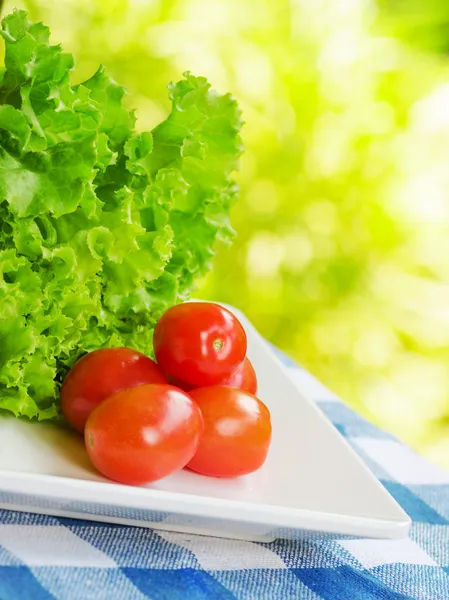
[0,306,410,542]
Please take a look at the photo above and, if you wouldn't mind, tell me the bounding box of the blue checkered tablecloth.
[0,349,448,600]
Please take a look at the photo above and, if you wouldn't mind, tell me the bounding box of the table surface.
[0,348,448,600]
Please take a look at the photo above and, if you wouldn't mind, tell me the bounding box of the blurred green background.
[5,0,449,470]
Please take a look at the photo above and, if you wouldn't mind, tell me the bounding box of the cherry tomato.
[85,384,203,485]
[187,386,271,478]
[165,374,195,393]
[167,357,258,395]
[154,302,247,387]
[219,357,257,395]
[61,348,167,433]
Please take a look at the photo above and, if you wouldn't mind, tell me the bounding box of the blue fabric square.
[213,568,322,600]
[408,485,449,522]
[334,422,393,440]
[372,564,449,600]
[292,565,414,599]
[63,523,200,569]
[122,568,236,599]
[317,401,366,424]
[32,566,149,600]
[382,481,448,525]
[0,567,53,600]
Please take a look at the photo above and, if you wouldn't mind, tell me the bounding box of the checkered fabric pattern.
[1,348,448,600]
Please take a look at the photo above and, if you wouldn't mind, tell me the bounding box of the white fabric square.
[338,537,437,569]
[0,525,116,567]
[352,439,449,485]
[159,531,287,571]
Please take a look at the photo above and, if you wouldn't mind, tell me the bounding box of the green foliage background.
[4,0,449,469]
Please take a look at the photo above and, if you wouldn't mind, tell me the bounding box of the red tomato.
[167,357,258,395]
[61,348,167,433]
[85,384,203,485]
[154,302,247,387]
[187,386,271,478]
[165,374,195,393]
[219,358,257,395]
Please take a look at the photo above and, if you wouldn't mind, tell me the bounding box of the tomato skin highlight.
[154,302,247,387]
[61,348,167,433]
[85,384,204,485]
[187,386,271,478]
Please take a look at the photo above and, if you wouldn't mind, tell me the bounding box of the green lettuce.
[0,10,243,420]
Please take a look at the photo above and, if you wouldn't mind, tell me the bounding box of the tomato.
[165,374,195,393]
[187,386,271,478]
[218,357,257,395]
[154,302,247,387]
[61,348,167,433]
[167,357,258,395]
[85,384,203,485]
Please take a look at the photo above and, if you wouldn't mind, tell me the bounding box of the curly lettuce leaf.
[0,10,242,420]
